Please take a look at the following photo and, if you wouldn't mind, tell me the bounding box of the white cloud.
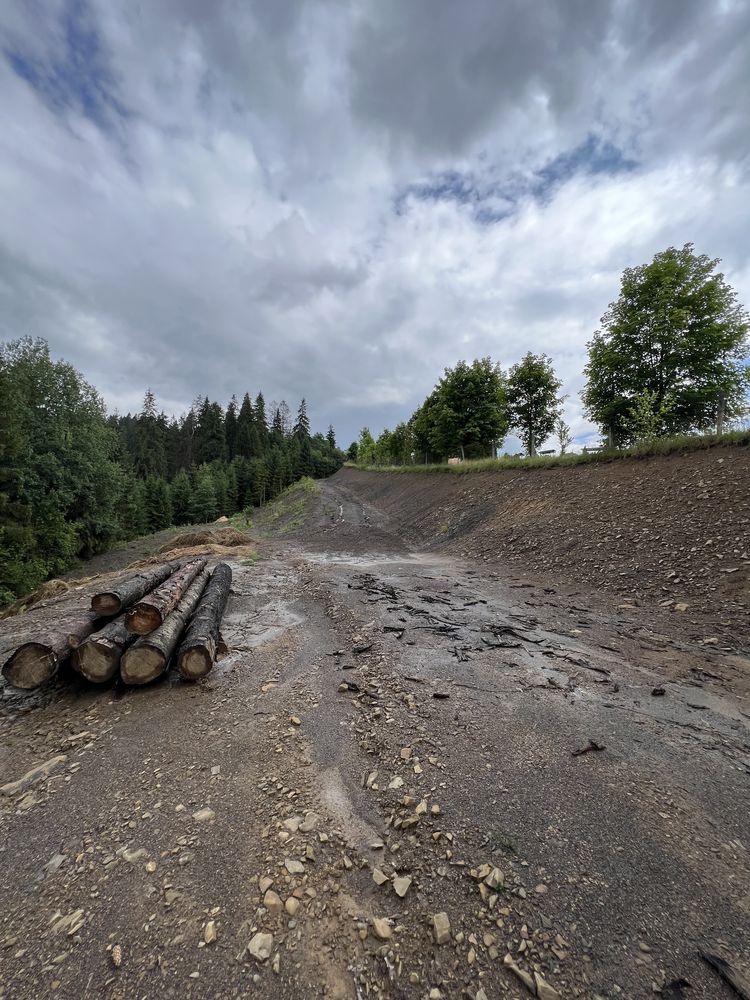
[0,0,748,447]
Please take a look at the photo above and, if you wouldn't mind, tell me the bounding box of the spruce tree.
[143,476,172,532]
[326,424,336,449]
[170,470,193,525]
[294,398,311,440]
[225,395,239,460]
[254,393,268,450]
[191,468,218,522]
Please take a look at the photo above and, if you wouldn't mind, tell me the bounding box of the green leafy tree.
[506,353,563,457]
[431,358,508,459]
[357,427,376,465]
[0,338,124,600]
[582,244,750,445]
[346,442,358,462]
[555,416,573,454]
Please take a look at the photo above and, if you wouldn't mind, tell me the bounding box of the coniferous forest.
[0,338,344,603]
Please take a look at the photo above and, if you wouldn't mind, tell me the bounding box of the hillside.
[336,443,750,644]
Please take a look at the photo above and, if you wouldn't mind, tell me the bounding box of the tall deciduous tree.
[506,353,563,457]
[431,358,508,459]
[582,244,750,445]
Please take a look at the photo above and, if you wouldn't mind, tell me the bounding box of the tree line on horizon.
[0,340,344,603]
[350,244,750,466]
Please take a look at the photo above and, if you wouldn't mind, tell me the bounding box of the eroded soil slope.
[0,474,748,1000]
[335,445,750,647]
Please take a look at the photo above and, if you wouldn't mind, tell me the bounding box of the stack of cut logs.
[2,559,232,691]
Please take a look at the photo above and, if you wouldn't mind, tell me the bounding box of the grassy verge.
[349,430,750,475]
[254,476,320,532]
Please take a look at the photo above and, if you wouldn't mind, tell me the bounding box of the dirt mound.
[336,444,750,637]
[158,526,252,552]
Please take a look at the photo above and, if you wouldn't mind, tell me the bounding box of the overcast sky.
[1,0,749,447]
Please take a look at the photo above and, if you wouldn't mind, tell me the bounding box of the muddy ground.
[0,474,748,1000]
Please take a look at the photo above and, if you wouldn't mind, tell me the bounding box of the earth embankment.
[335,445,750,641]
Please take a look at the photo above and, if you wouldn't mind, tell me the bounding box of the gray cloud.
[0,0,748,448]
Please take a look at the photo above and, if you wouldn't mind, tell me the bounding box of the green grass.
[258,476,320,532]
[349,430,750,475]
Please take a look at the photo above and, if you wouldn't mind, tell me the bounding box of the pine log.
[121,570,209,685]
[91,561,180,616]
[77,617,137,683]
[178,563,233,680]
[3,613,103,690]
[125,559,207,635]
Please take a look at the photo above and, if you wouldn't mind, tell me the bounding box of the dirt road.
[1,477,748,999]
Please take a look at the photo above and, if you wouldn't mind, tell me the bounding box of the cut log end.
[178,646,213,680]
[91,593,121,616]
[2,644,58,690]
[77,642,119,684]
[120,645,165,685]
[125,606,163,636]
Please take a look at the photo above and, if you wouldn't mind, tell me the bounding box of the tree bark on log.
[77,617,137,683]
[3,613,103,689]
[178,563,233,680]
[121,570,209,685]
[125,559,207,635]
[91,561,180,616]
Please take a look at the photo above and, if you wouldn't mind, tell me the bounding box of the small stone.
[264,890,284,915]
[284,858,305,875]
[534,883,548,895]
[432,912,451,945]
[259,876,274,893]
[192,808,215,823]
[290,716,301,726]
[388,776,404,790]
[111,944,122,968]
[285,897,300,917]
[534,971,562,1000]
[122,847,148,864]
[372,868,390,886]
[372,918,392,941]
[145,861,157,874]
[203,920,217,944]
[400,747,412,760]
[504,954,535,992]
[248,932,274,962]
[44,854,66,875]
[393,876,412,898]
[300,812,320,833]
[415,799,428,816]
[485,868,504,890]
